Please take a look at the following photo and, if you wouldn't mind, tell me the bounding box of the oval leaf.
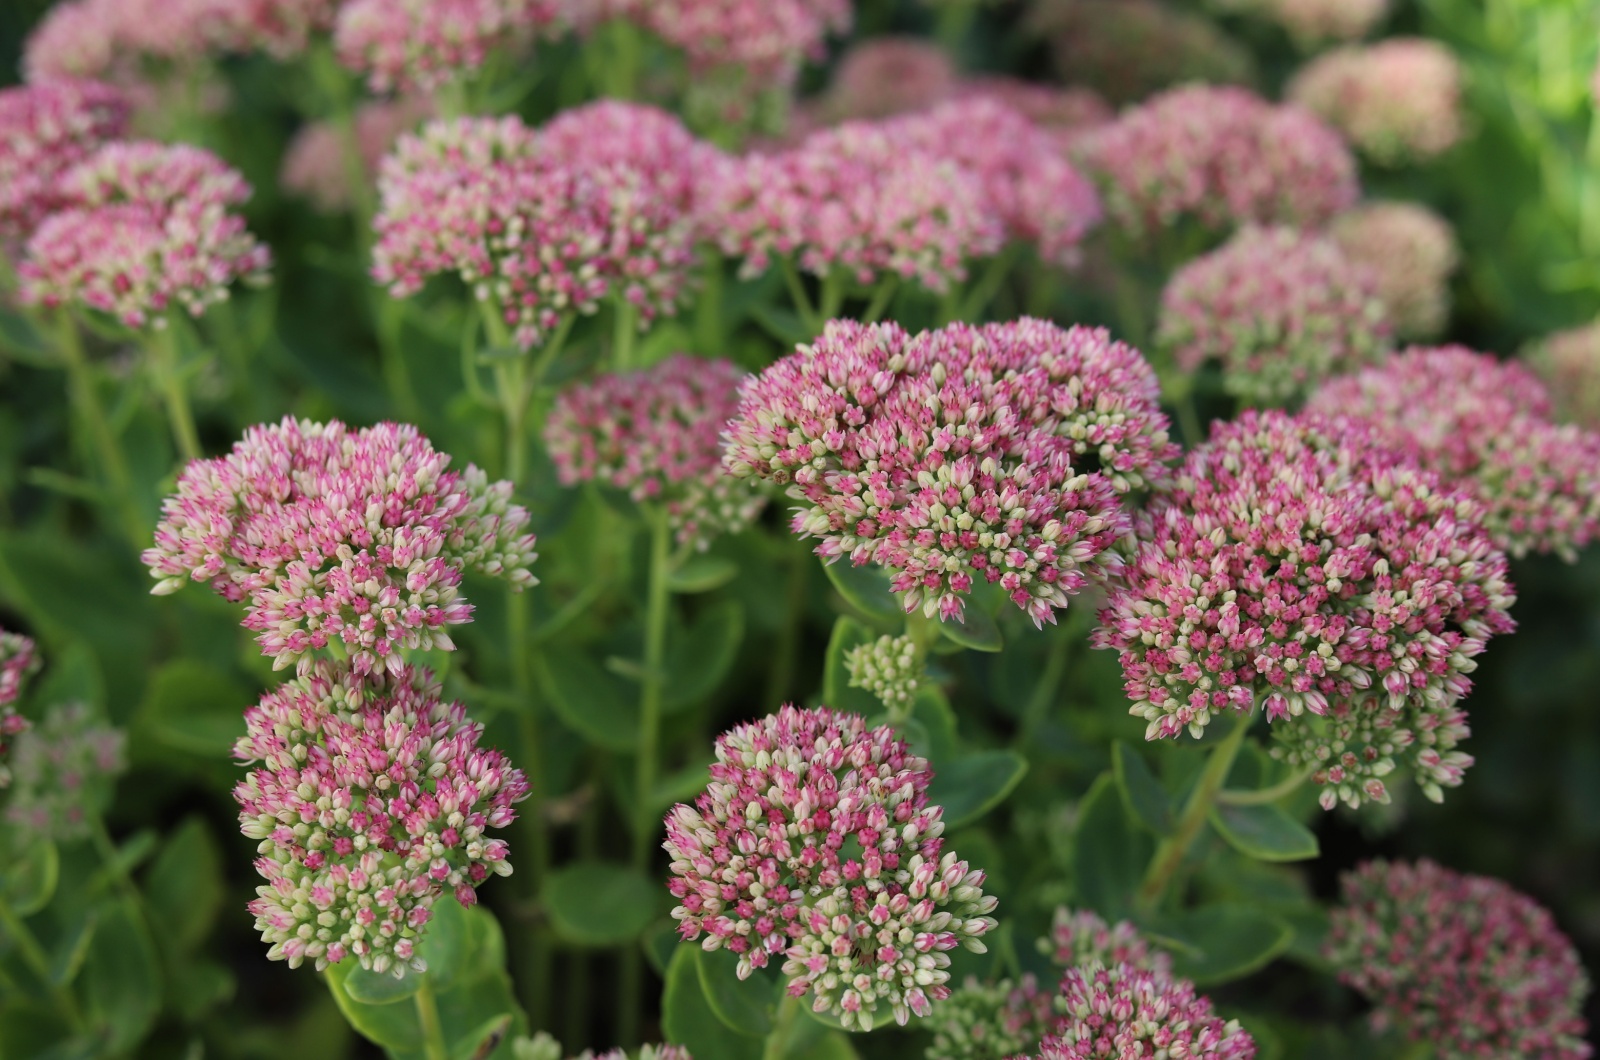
[661,946,760,1060]
[543,862,658,947]
[1070,773,1155,921]
[938,608,1003,653]
[696,948,773,1037]
[931,751,1028,828]
[0,832,59,916]
[343,966,423,1005]
[821,561,901,625]
[669,555,739,594]
[665,601,745,711]
[534,649,638,752]
[1146,904,1293,985]
[1113,742,1173,836]
[1210,803,1319,863]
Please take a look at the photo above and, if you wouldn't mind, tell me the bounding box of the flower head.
[1327,859,1591,1060]
[954,78,1114,151]
[724,319,1177,624]
[1307,347,1600,560]
[544,354,766,550]
[3,702,125,840]
[19,140,270,328]
[142,417,538,675]
[1329,202,1458,340]
[21,1,119,81]
[1079,85,1359,241]
[235,661,529,976]
[1523,318,1600,429]
[1157,225,1391,404]
[1217,0,1388,48]
[1037,962,1256,1059]
[335,0,568,94]
[594,0,850,90]
[1096,410,1516,807]
[819,37,959,121]
[663,705,999,1031]
[927,975,1059,1060]
[844,633,923,710]
[1289,39,1465,165]
[281,97,430,214]
[0,78,130,242]
[0,629,41,791]
[1043,906,1170,975]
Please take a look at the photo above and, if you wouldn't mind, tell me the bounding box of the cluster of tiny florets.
[1289,39,1465,165]
[724,318,1178,624]
[1308,346,1600,560]
[3,702,126,840]
[1216,0,1388,48]
[0,78,129,243]
[334,0,568,94]
[142,417,538,675]
[1035,962,1257,1060]
[927,974,1059,1060]
[591,0,850,89]
[955,78,1114,151]
[544,354,766,550]
[0,629,41,790]
[1523,317,1600,429]
[1329,201,1459,340]
[513,1035,691,1060]
[1043,906,1170,976]
[812,36,958,121]
[372,110,699,350]
[663,705,998,1031]
[844,634,923,710]
[1157,225,1392,404]
[19,140,271,328]
[1078,84,1359,241]
[1096,410,1516,809]
[281,98,430,214]
[235,661,529,977]
[1327,859,1592,1060]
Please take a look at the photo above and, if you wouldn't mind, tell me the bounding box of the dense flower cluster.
[1327,859,1592,1059]
[1329,201,1458,340]
[1036,962,1256,1059]
[21,1,118,81]
[281,98,430,214]
[885,99,1103,267]
[1307,347,1600,559]
[1289,39,1465,165]
[373,112,698,350]
[1079,85,1359,241]
[956,78,1113,150]
[817,36,958,121]
[142,417,538,675]
[1043,906,1170,975]
[725,319,1177,624]
[3,702,126,840]
[0,78,129,243]
[19,140,271,328]
[927,975,1058,1060]
[512,1036,691,1060]
[663,705,999,1030]
[1523,318,1600,429]
[1157,225,1391,404]
[335,0,568,94]
[593,0,850,88]
[235,661,529,976]
[1024,0,1255,105]
[1096,411,1516,808]
[1216,0,1388,47]
[702,122,1002,294]
[844,634,923,710]
[544,354,766,550]
[0,629,40,790]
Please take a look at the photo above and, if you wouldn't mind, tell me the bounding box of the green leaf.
[911,687,958,763]
[932,751,1028,828]
[0,306,53,365]
[661,946,760,1060]
[451,1013,515,1060]
[1210,804,1319,863]
[938,607,1003,653]
[0,832,59,916]
[342,966,423,1005]
[31,641,104,714]
[783,1013,862,1060]
[1113,742,1173,835]
[669,555,739,594]
[644,920,680,976]
[821,617,885,714]
[81,897,162,1053]
[821,561,902,625]
[534,648,638,752]
[143,817,224,953]
[49,911,96,988]
[696,948,773,1036]
[137,659,250,757]
[1070,773,1155,921]
[542,862,658,947]
[665,601,745,711]
[1146,904,1293,985]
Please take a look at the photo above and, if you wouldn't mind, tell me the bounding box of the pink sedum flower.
[1096,410,1516,808]
[954,78,1114,151]
[1036,962,1256,1060]
[235,661,530,976]
[819,36,959,121]
[1044,906,1170,976]
[0,78,130,242]
[1329,201,1458,340]
[142,417,538,675]
[19,140,270,328]
[3,702,126,840]
[1289,39,1465,166]
[22,1,119,81]
[1327,859,1592,1060]
[1218,0,1388,48]
[593,0,850,89]
[335,0,568,94]
[663,705,999,1031]
[1079,85,1359,242]
[23,0,339,74]
[927,974,1059,1060]
[724,319,1177,624]
[1157,225,1391,404]
[1523,318,1600,429]
[545,354,766,550]
[1308,346,1600,560]
[281,98,431,214]
[0,629,40,791]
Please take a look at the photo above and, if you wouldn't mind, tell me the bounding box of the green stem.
[1016,621,1081,746]
[1217,765,1316,806]
[763,995,801,1060]
[0,891,87,1035]
[761,547,810,707]
[863,276,899,323]
[414,978,448,1060]
[613,298,638,371]
[148,324,201,462]
[480,302,528,481]
[1177,392,1205,449]
[819,272,845,322]
[1137,713,1251,910]
[780,259,822,334]
[54,313,139,539]
[375,295,421,424]
[960,244,1022,323]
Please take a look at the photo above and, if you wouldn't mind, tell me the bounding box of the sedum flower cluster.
[142,417,538,675]
[1043,905,1171,975]
[724,318,1177,624]
[1308,346,1600,560]
[0,78,129,243]
[544,354,767,550]
[663,705,999,1031]
[1096,410,1516,809]
[0,629,41,790]
[844,634,923,711]
[1157,225,1392,404]
[1214,0,1388,48]
[19,140,271,328]
[1036,962,1256,1059]
[281,97,431,214]
[236,661,529,975]
[3,701,126,840]
[927,974,1058,1060]
[1523,317,1600,429]
[1078,84,1359,242]
[1327,859,1591,1059]
[335,0,569,94]
[1329,201,1459,341]
[1289,39,1465,166]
